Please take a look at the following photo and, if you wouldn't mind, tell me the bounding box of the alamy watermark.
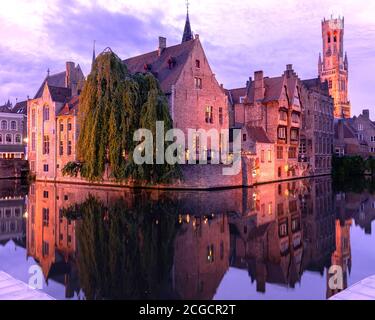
[133,121,242,175]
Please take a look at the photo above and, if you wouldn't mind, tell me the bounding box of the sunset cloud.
[0,0,374,117]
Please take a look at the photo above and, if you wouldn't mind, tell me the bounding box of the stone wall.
[0,159,28,179]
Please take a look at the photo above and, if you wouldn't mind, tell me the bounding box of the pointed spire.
[344,51,348,70]
[92,40,96,69]
[182,0,193,43]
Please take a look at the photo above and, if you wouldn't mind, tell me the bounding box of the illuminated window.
[205,106,213,123]
[267,150,272,162]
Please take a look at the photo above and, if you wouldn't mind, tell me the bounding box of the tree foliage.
[63,194,179,299]
[64,49,180,183]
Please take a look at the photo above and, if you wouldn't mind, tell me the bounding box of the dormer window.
[195,59,200,68]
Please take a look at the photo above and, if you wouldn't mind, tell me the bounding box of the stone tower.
[319,16,351,118]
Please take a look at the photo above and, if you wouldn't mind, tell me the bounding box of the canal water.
[0,177,374,300]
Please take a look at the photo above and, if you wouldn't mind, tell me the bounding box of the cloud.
[0,0,374,117]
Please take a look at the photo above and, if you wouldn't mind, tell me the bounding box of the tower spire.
[92,40,96,70]
[182,0,193,43]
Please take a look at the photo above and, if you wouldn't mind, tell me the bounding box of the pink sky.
[0,0,374,117]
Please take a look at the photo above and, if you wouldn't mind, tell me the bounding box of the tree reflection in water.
[63,195,179,300]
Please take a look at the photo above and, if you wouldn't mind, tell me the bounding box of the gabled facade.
[228,64,304,182]
[27,62,84,179]
[348,110,375,155]
[124,35,229,158]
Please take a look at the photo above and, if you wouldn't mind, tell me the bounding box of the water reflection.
[1,177,375,300]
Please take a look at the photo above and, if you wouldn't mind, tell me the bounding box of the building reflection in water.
[23,177,375,300]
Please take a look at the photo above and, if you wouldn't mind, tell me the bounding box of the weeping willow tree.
[64,49,180,183]
[63,194,179,299]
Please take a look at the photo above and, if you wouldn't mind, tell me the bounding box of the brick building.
[0,100,27,159]
[301,78,334,175]
[227,65,305,182]
[124,12,229,158]
[319,17,351,118]
[347,109,375,155]
[27,62,85,178]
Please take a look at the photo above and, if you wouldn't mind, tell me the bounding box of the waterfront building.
[0,100,27,159]
[319,16,351,118]
[301,78,334,175]
[347,109,375,156]
[227,65,305,182]
[27,62,85,178]
[124,10,229,158]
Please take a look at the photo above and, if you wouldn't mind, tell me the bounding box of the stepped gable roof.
[124,39,196,94]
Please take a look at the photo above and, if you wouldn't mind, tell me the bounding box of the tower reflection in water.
[23,177,375,300]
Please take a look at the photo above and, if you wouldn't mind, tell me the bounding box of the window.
[59,141,63,155]
[205,106,213,123]
[357,124,363,131]
[6,134,12,143]
[30,161,35,172]
[243,134,247,142]
[288,147,297,159]
[267,150,272,162]
[60,122,64,132]
[68,120,72,131]
[277,146,283,159]
[291,113,300,123]
[219,107,223,125]
[43,164,49,172]
[328,80,332,89]
[31,109,36,127]
[1,120,7,130]
[279,222,288,237]
[43,191,49,198]
[194,77,202,89]
[31,132,36,151]
[261,150,265,163]
[207,245,214,263]
[67,141,72,155]
[0,134,2,144]
[43,106,49,121]
[42,241,49,256]
[278,167,282,177]
[279,110,287,121]
[10,121,17,130]
[327,33,331,43]
[278,127,287,140]
[15,134,21,144]
[290,128,299,141]
[195,59,200,68]
[43,135,49,154]
[42,208,49,227]
[14,208,21,218]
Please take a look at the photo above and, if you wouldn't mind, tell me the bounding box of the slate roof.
[34,71,66,99]
[246,126,273,143]
[123,39,196,94]
[12,101,27,115]
[0,105,11,113]
[226,87,247,104]
[47,85,72,103]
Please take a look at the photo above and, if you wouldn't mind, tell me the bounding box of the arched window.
[15,134,21,144]
[6,134,12,143]
[327,33,331,43]
[10,121,17,130]
[333,32,337,42]
[43,106,50,121]
[1,120,7,130]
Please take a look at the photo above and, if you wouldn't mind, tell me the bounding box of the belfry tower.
[319,16,351,118]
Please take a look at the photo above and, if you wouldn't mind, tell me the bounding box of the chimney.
[362,109,370,119]
[195,34,199,40]
[254,71,265,101]
[65,61,75,88]
[158,37,167,56]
